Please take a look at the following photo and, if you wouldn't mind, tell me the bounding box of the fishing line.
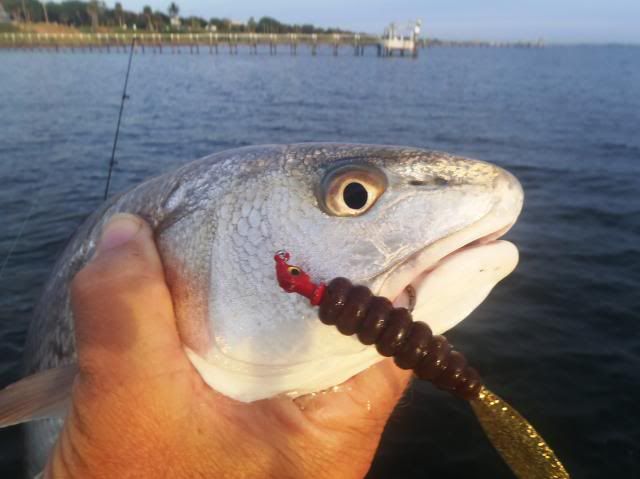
[104,36,136,201]
[0,188,42,281]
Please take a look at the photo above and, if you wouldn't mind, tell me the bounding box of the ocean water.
[0,45,638,478]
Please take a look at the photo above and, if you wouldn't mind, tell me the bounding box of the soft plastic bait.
[274,250,570,479]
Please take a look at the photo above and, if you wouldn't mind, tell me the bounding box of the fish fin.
[0,364,78,428]
[470,386,570,479]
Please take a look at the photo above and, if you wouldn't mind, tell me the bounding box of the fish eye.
[320,165,387,216]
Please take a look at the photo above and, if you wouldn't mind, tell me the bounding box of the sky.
[115,0,640,44]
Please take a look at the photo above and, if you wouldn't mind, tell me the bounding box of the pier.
[0,32,545,54]
[0,32,387,55]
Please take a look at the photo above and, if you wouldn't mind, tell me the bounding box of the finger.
[71,214,186,381]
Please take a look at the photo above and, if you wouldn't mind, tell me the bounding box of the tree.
[257,16,283,34]
[167,1,177,18]
[154,11,169,29]
[39,1,48,23]
[20,0,29,22]
[247,16,256,32]
[86,0,100,29]
[142,4,153,30]
[114,1,123,27]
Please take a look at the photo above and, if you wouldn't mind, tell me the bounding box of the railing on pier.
[0,32,384,55]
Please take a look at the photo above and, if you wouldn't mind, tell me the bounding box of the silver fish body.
[22,143,524,475]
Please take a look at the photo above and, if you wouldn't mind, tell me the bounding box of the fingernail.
[96,214,142,255]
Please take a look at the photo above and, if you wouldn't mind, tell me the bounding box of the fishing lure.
[274,250,570,479]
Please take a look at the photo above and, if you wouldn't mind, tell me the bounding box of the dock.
[0,31,545,54]
[0,32,388,55]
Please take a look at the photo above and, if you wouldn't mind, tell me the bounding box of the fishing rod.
[1,38,136,281]
[104,36,136,201]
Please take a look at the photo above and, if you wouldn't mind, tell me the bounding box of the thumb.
[70,213,184,382]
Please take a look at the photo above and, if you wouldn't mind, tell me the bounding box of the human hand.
[45,214,412,478]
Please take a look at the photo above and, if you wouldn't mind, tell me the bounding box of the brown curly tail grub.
[319,277,483,400]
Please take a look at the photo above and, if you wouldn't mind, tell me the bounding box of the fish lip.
[370,214,519,307]
[397,223,513,312]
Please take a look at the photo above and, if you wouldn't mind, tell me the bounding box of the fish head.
[176,144,523,401]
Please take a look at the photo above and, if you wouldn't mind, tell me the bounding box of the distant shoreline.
[0,24,636,49]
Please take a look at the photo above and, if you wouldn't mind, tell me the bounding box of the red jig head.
[274,250,326,306]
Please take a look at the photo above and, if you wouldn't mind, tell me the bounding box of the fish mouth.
[393,227,514,313]
[372,165,524,333]
[388,222,514,308]
[373,214,521,334]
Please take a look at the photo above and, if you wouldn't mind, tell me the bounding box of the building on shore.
[378,20,422,57]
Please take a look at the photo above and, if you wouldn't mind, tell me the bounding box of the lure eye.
[320,165,387,216]
[288,266,301,276]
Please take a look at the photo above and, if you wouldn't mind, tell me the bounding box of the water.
[1,45,639,478]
